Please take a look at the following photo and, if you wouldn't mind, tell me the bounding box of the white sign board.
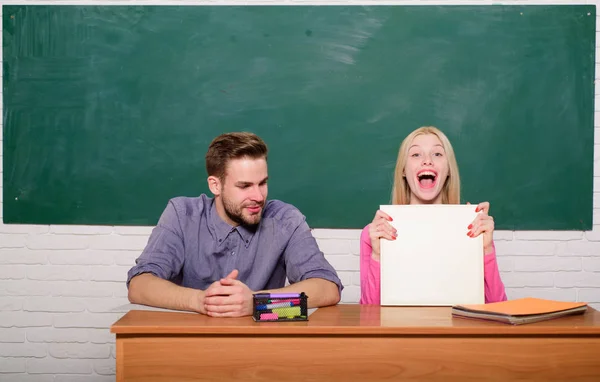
[380,205,484,306]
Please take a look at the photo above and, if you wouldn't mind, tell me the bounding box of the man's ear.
[207,175,221,196]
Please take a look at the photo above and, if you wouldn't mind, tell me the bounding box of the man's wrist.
[187,288,206,314]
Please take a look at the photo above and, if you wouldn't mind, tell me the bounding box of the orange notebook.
[452,298,588,325]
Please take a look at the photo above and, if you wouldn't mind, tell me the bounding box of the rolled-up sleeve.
[126,201,185,287]
[282,214,343,294]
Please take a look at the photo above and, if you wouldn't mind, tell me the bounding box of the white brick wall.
[1,0,599,380]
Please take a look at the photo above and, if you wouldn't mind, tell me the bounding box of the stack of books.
[452,297,588,325]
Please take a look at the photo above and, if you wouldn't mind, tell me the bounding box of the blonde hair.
[391,126,460,205]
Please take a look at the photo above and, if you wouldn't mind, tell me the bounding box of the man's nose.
[250,186,265,201]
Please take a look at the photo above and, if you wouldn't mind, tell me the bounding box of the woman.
[360,126,507,304]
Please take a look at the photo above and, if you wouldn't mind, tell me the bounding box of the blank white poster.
[380,205,484,306]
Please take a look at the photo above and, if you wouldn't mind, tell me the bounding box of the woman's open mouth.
[417,170,438,189]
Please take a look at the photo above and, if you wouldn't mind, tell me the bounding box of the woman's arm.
[359,225,382,304]
[483,242,507,303]
[469,202,507,303]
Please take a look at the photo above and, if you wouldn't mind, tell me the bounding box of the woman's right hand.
[368,210,397,261]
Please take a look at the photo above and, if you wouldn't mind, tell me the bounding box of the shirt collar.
[208,199,257,248]
[236,223,257,248]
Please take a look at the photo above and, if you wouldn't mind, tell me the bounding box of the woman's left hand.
[467,201,495,255]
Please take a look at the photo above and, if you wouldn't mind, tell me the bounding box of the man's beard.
[222,196,264,227]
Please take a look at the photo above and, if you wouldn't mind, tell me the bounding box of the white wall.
[1,0,599,381]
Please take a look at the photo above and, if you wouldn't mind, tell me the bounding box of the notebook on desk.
[452,297,588,325]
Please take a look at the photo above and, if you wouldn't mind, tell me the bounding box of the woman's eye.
[411,153,420,157]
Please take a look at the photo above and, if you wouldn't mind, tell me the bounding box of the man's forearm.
[128,273,205,313]
[260,278,340,308]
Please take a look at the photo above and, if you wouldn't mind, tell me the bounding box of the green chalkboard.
[2,5,595,229]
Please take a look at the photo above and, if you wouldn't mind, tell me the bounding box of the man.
[127,132,342,317]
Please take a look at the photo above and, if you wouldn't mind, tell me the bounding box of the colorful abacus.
[252,292,308,322]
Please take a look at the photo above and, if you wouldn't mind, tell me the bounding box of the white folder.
[380,204,484,306]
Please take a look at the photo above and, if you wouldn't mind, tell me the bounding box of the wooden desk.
[111,305,600,381]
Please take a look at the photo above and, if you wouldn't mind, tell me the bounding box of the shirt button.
[231,251,235,256]
[246,240,249,244]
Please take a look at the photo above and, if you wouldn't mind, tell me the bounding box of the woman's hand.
[368,210,397,261]
[467,201,494,255]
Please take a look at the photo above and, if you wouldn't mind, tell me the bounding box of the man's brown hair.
[205,132,268,180]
